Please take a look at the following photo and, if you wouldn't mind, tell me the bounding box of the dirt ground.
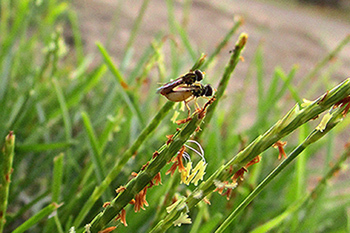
[74,0,350,86]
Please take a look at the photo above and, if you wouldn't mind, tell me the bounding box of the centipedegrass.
[1,1,350,233]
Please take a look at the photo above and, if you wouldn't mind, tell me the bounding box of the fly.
[160,83,214,115]
[156,70,204,95]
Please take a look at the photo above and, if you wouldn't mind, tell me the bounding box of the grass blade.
[52,153,64,203]
[0,132,15,233]
[52,79,72,140]
[97,42,145,127]
[12,203,61,233]
[81,112,105,183]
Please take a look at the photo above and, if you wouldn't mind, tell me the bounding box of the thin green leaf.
[97,42,145,126]
[12,203,61,233]
[81,112,105,183]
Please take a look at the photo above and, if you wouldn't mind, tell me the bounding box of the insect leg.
[194,98,200,110]
[184,100,191,117]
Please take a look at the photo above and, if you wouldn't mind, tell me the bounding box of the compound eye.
[204,84,213,96]
[194,70,203,82]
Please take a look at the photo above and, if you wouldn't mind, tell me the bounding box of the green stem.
[97,43,145,127]
[88,109,209,232]
[216,107,345,232]
[12,203,60,233]
[0,132,15,233]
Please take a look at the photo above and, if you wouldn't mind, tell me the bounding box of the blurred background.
[2,0,350,232]
[73,0,350,82]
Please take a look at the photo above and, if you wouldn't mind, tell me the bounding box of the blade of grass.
[134,39,166,90]
[5,190,50,226]
[0,51,13,102]
[98,110,124,153]
[52,153,64,203]
[190,203,207,233]
[12,203,61,233]
[5,95,27,130]
[50,154,65,233]
[0,0,30,63]
[97,42,145,127]
[275,65,298,101]
[48,64,107,122]
[294,125,309,198]
[285,124,309,231]
[0,0,10,37]
[52,79,72,141]
[0,132,15,233]
[81,112,105,184]
[175,22,197,61]
[280,74,302,104]
[53,215,64,233]
[67,10,85,64]
[128,38,160,83]
[249,66,298,141]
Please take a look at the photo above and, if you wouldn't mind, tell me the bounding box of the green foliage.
[1,1,350,233]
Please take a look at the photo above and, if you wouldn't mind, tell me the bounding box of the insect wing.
[156,77,184,94]
[171,85,195,92]
[162,84,194,102]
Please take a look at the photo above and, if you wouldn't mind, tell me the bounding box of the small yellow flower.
[171,110,180,123]
[225,182,238,189]
[316,112,333,132]
[213,180,226,194]
[181,162,192,184]
[191,161,207,186]
[84,224,91,233]
[192,190,203,199]
[301,98,313,108]
[173,213,192,227]
[276,104,300,130]
[166,199,181,213]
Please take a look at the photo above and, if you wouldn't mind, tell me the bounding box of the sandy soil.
[74,0,350,83]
